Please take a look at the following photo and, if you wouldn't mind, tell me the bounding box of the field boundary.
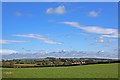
[1,78,119,80]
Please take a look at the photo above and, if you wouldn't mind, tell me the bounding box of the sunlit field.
[2,63,118,78]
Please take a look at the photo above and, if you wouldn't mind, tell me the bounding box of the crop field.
[2,63,119,78]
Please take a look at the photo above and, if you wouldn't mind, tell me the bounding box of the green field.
[2,63,118,78]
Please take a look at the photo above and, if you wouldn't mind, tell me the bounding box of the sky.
[1,0,120,2]
[1,2,118,57]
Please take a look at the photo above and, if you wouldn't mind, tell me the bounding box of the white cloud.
[102,33,119,38]
[0,40,26,44]
[96,36,105,43]
[97,50,105,54]
[88,11,99,17]
[0,49,18,54]
[46,6,66,15]
[88,9,101,17]
[81,27,117,35]
[46,8,54,14]
[15,11,33,17]
[62,22,80,28]
[61,21,118,38]
[13,34,62,45]
[15,12,22,16]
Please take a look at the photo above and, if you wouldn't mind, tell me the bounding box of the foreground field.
[2,63,118,78]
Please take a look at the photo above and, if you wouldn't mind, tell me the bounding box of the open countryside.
[2,2,119,79]
[2,63,118,78]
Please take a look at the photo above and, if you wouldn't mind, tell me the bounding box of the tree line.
[1,57,120,68]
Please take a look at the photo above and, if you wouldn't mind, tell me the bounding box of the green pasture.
[2,63,119,78]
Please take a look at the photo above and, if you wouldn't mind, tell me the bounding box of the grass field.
[2,63,118,78]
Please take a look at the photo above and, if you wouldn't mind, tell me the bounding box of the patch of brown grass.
[3,71,12,75]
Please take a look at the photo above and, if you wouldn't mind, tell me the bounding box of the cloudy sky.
[1,2,118,56]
